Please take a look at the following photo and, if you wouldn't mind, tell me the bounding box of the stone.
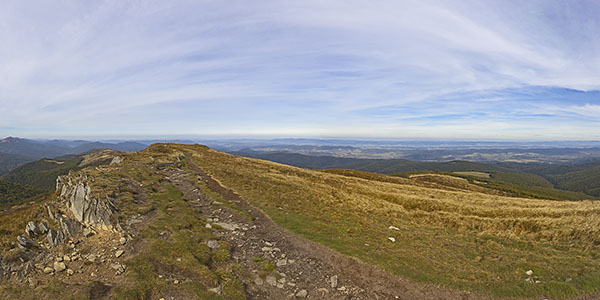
[205,223,212,229]
[53,261,66,272]
[115,250,124,258]
[119,237,127,245]
[87,254,96,263]
[110,156,124,165]
[330,275,338,288]
[43,267,54,274]
[388,225,400,231]
[56,172,118,231]
[47,229,66,247]
[38,223,49,234]
[276,259,287,267]
[28,277,38,287]
[214,222,239,231]
[83,228,94,237]
[64,255,71,262]
[254,277,264,285]
[318,288,329,295]
[25,221,39,237]
[207,240,220,250]
[208,285,222,295]
[66,269,74,275]
[388,237,396,243]
[265,275,277,286]
[17,234,38,249]
[525,270,534,276]
[296,289,308,298]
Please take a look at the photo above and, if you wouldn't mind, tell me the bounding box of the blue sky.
[1,0,600,140]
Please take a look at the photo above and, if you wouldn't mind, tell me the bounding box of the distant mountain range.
[0,137,147,176]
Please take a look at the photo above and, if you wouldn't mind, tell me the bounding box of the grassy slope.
[183,145,600,298]
[1,155,83,190]
[233,152,599,200]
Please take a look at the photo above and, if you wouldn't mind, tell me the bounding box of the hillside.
[0,137,146,160]
[1,144,600,299]
[0,153,36,176]
[233,151,598,201]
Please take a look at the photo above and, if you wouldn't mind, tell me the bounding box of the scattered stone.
[87,254,96,263]
[526,270,534,276]
[565,277,573,282]
[64,255,71,262]
[115,250,125,258]
[265,275,277,286]
[119,237,127,245]
[208,285,222,295]
[296,289,308,298]
[53,261,66,272]
[474,256,482,262]
[318,288,329,296]
[25,221,40,237]
[214,222,239,231]
[388,237,396,243]
[66,269,74,275]
[388,225,400,231]
[83,228,94,238]
[254,277,264,286]
[330,275,338,288]
[205,223,212,229]
[28,277,38,287]
[265,241,273,246]
[276,259,287,267]
[17,234,38,249]
[207,240,220,250]
[174,280,180,284]
[38,223,49,234]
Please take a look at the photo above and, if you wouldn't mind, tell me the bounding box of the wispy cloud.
[0,0,599,139]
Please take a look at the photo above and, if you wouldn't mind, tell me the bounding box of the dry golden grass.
[172,144,600,298]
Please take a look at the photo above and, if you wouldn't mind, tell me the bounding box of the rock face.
[56,172,118,231]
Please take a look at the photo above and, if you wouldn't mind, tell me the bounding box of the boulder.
[17,235,38,249]
[25,222,39,237]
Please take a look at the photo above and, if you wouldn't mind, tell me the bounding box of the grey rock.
[207,240,220,250]
[17,235,38,249]
[254,277,264,285]
[276,259,287,267]
[119,237,127,245]
[66,269,74,275]
[110,156,124,165]
[330,275,338,288]
[296,289,308,298]
[43,267,53,274]
[38,223,49,235]
[83,228,94,237]
[265,275,277,286]
[25,221,39,237]
[56,172,119,231]
[208,285,222,295]
[214,222,239,231]
[53,261,66,272]
[115,250,124,258]
[47,229,65,247]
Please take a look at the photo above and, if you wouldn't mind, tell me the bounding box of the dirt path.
[166,158,496,300]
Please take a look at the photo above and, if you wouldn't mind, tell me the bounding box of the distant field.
[183,145,600,298]
[453,171,490,178]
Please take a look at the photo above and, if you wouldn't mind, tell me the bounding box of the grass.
[172,144,600,298]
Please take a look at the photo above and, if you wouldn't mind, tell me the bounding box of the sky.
[1,0,600,140]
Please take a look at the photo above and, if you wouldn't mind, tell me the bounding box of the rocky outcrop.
[56,172,119,231]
